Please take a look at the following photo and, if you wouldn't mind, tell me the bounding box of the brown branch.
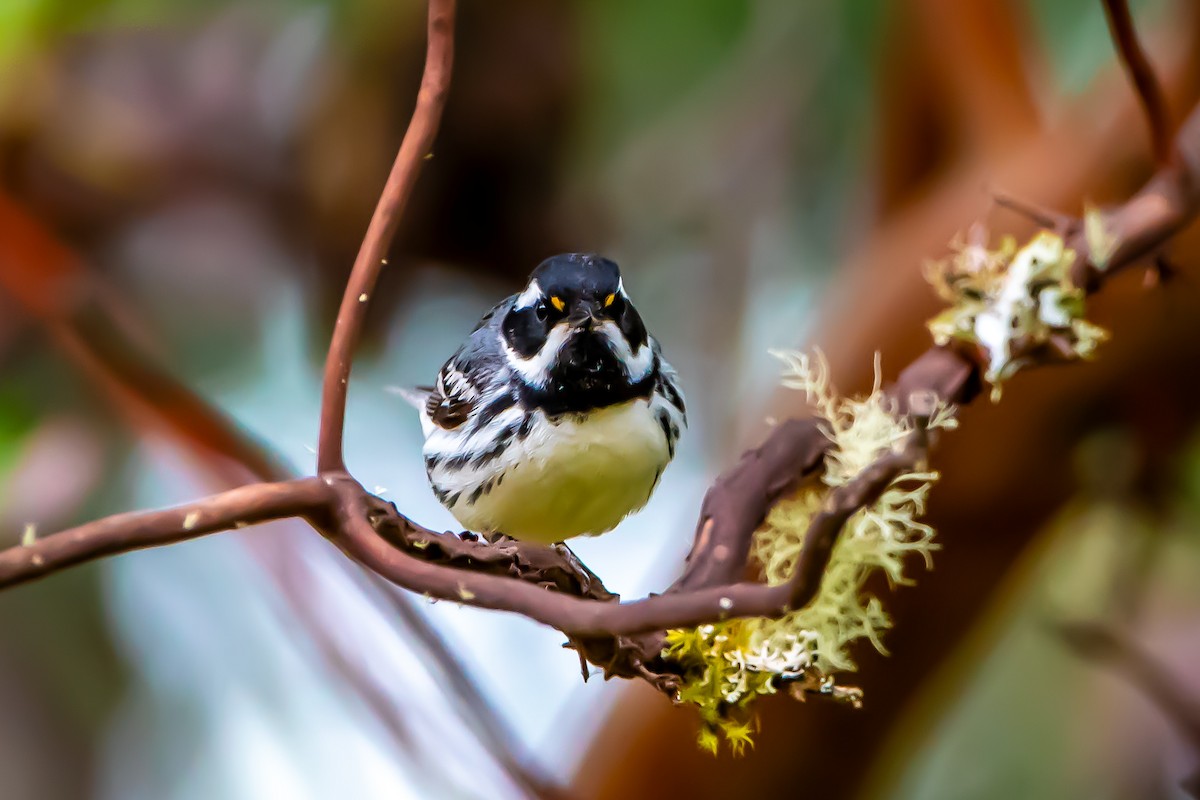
[1058,621,1200,796]
[1071,119,1200,286]
[368,502,617,601]
[5,0,1200,708]
[991,189,1078,233]
[358,570,575,800]
[327,436,926,639]
[671,417,828,592]
[787,428,928,608]
[0,478,328,588]
[0,193,290,484]
[316,0,456,473]
[1,187,531,787]
[1056,512,1200,796]
[1102,0,1173,165]
[2,184,536,785]
[5,76,1200,654]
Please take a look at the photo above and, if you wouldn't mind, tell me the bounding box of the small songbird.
[404,253,686,545]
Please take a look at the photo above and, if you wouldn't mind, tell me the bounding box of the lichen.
[665,351,953,754]
[1083,202,1119,271]
[924,227,1108,401]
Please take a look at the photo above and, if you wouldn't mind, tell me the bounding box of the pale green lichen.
[665,351,954,754]
[924,228,1108,400]
[1083,202,1119,271]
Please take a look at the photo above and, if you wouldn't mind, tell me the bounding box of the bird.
[401,253,686,545]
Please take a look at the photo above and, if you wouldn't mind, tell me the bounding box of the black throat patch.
[517,329,656,416]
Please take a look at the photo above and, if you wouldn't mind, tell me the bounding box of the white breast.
[440,398,671,544]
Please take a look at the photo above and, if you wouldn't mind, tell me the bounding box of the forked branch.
[1,0,1198,695]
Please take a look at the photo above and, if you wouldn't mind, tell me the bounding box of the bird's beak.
[566,305,597,330]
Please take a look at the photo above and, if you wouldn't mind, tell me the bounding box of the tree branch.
[787,427,928,609]
[1058,620,1200,797]
[2,183,526,787]
[4,0,1200,705]
[317,0,456,473]
[671,417,828,592]
[329,441,926,638]
[6,89,1200,656]
[357,569,575,800]
[1060,623,1200,747]
[0,478,328,588]
[1102,0,1173,165]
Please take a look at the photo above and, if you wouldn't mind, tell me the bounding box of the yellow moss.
[667,351,953,753]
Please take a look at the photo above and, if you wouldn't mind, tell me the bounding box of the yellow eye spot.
[604,293,616,307]
[550,296,565,312]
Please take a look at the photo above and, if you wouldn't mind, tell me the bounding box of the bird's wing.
[651,338,688,426]
[424,296,514,432]
[426,362,478,429]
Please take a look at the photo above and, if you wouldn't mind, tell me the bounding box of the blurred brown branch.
[0,2,563,795]
[0,190,572,798]
[578,1,1200,795]
[1103,0,1174,165]
[0,194,289,483]
[1,0,1200,733]
[1058,621,1200,797]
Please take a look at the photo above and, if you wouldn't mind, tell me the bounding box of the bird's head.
[500,253,653,397]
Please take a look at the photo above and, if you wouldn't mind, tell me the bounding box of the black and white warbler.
[404,253,686,544]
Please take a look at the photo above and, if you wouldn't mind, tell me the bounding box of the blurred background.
[2,0,1200,797]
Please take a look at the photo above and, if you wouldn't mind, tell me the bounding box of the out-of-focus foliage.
[871,430,1200,799]
[0,392,35,506]
[665,352,955,753]
[2,0,1199,797]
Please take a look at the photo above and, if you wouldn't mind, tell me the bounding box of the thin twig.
[991,189,1078,234]
[316,0,456,473]
[360,570,576,800]
[1058,620,1200,797]
[6,86,1200,632]
[5,86,1200,646]
[4,0,1200,693]
[1102,0,1172,165]
[0,478,328,587]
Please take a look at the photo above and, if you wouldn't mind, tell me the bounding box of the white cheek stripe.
[596,321,654,381]
[514,281,542,310]
[503,323,570,388]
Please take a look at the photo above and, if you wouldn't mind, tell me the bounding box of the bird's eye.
[534,301,549,321]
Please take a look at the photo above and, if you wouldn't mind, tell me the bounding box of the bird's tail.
[385,385,433,411]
